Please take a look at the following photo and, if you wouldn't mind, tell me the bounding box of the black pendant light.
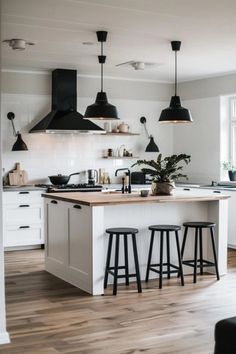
[7,112,28,151]
[140,116,159,152]
[159,41,193,123]
[84,31,119,120]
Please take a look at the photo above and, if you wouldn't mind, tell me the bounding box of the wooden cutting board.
[8,163,28,186]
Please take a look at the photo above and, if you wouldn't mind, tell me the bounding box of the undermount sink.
[102,189,140,195]
[102,190,121,194]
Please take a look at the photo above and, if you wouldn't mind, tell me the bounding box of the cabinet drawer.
[4,224,43,247]
[3,191,43,205]
[4,204,43,225]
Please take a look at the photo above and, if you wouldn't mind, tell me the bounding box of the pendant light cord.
[101,40,103,92]
[175,50,177,96]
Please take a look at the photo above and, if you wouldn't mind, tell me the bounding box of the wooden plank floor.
[1,249,236,354]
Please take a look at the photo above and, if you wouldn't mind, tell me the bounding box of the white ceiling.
[2,0,236,82]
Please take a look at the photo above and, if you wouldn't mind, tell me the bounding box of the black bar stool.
[145,225,184,289]
[180,222,220,283]
[104,227,142,295]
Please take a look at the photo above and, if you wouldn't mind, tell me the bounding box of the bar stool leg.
[145,230,155,282]
[159,231,164,289]
[113,234,120,295]
[104,234,113,289]
[175,231,184,286]
[199,228,203,275]
[166,231,170,279]
[181,226,188,257]
[210,227,220,281]
[124,235,129,285]
[178,226,188,278]
[193,227,199,283]
[132,234,142,293]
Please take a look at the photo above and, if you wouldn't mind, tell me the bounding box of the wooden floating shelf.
[104,132,140,136]
[103,156,139,159]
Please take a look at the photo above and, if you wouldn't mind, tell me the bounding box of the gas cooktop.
[35,183,103,193]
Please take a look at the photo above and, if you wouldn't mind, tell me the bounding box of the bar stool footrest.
[183,259,216,267]
[149,262,180,275]
[108,266,138,279]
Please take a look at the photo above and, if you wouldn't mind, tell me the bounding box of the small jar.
[108,148,113,157]
[112,124,118,133]
[104,122,111,133]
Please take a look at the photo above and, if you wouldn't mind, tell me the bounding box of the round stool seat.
[106,227,138,235]
[183,221,216,228]
[215,317,236,354]
[148,224,181,232]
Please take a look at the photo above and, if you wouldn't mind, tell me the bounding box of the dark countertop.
[3,185,47,192]
[176,183,236,192]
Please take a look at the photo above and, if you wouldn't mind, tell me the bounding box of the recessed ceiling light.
[82,41,94,45]
[2,38,35,50]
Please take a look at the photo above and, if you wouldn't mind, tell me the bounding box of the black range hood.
[29,69,105,134]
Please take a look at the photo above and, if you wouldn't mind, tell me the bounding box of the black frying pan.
[48,172,80,185]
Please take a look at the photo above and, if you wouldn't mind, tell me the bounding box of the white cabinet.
[193,187,236,248]
[224,191,236,248]
[67,204,92,290]
[45,199,68,277]
[3,191,44,248]
[45,198,104,295]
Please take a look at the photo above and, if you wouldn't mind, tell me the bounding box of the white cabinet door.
[4,204,43,224]
[226,191,236,247]
[3,191,43,205]
[4,224,43,247]
[45,199,68,278]
[67,204,92,292]
[44,199,104,295]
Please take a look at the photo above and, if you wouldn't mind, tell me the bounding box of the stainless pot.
[48,172,80,185]
[87,169,98,185]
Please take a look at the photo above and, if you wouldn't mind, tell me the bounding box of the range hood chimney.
[29,69,105,134]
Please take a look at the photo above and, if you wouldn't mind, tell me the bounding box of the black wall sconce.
[140,116,159,152]
[7,112,28,151]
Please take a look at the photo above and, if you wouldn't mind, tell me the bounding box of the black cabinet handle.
[213,190,221,193]
[19,204,30,208]
[19,226,30,229]
[19,191,29,194]
[73,205,82,209]
[183,188,190,191]
[51,200,58,204]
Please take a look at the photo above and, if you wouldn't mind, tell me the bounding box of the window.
[229,98,236,163]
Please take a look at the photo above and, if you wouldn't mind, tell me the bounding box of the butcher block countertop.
[42,189,230,207]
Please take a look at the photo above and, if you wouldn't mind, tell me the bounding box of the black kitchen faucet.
[115,168,132,194]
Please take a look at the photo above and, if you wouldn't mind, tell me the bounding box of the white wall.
[173,96,221,184]
[179,73,236,100]
[1,70,172,101]
[173,74,236,184]
[1,71,173,184]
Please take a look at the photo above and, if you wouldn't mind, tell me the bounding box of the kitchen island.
[43,188,229,295]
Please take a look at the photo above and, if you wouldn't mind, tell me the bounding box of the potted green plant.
[132,153,191,195]
[222,161,236,181]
